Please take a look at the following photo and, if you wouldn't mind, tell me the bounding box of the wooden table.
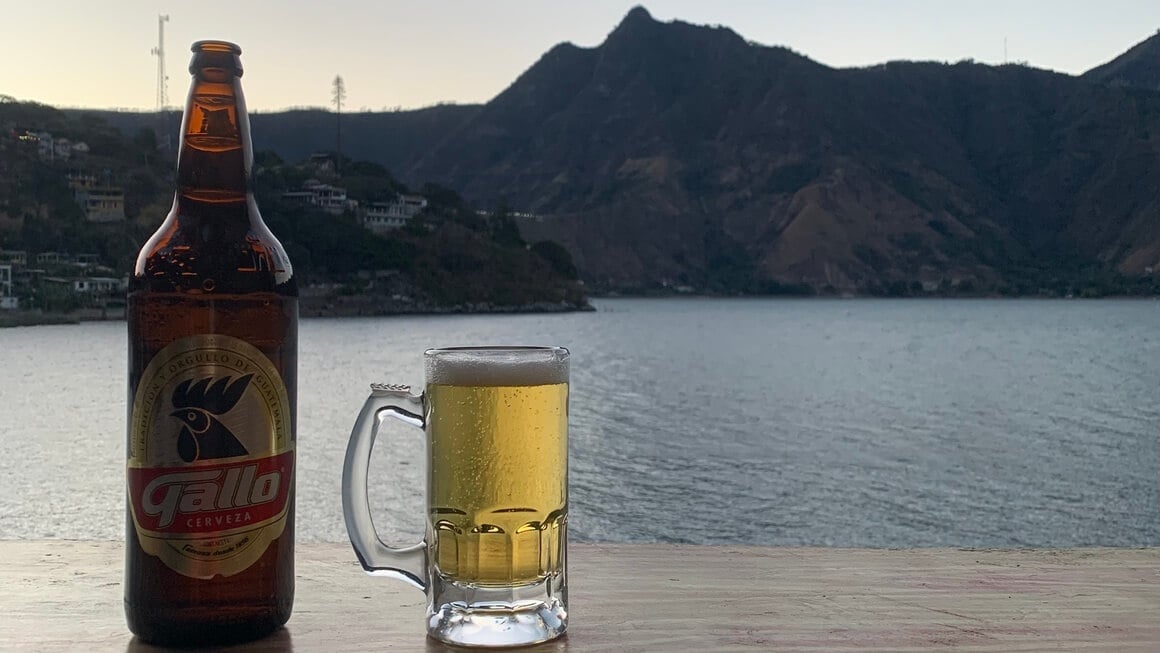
[2,542,1157,652]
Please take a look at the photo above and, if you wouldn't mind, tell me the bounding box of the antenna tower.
[151,15,170,111]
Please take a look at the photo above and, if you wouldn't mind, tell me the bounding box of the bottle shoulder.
[133,197,296,296]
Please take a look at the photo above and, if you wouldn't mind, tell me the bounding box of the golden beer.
[427,366,567,586]
[344,345,570,646]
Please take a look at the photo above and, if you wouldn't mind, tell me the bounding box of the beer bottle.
[124,40,296,645]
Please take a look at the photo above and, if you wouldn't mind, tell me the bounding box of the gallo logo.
[129,451,293,535]
[142,463,281,529]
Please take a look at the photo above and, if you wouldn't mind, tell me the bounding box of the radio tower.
[151,15,170,111]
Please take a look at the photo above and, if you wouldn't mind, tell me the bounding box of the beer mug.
[342,346,569,647]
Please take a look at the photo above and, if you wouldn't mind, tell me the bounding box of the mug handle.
[341,383,428,590]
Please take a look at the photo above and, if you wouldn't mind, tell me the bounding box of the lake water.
[0,298,1157,548]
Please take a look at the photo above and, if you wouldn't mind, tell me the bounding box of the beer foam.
[426,347,569,387]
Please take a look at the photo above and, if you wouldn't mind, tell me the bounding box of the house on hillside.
[52,138,72,161]
[29,132,85,162]
[68,171,98,194]
[72,277,126,294]
[308,152,337,173]
[68,172,125,222]
[36,252,67,265]
[0,250,27,266]
[282,179,357,215]
[80,187,126,222]
[0,264,16,310]
[44,276,126,295]
[36,132,53,159]
[362,195,428,233]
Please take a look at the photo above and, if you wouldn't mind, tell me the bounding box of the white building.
[67,172,98,195]
[72,277,125,294]
[53,138,72,161]
[0,250,27,266]
[0,264,16,309]
[32,132,77,162]
[362,195,428,233]
[44,276,126,295]
[36,252,67,265]
[282,180,357,215]
[79,188,126,222]
[309,183,351,214]
[36,132,53,159]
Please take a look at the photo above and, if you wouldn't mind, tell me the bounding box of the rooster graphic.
[170,374,254,463]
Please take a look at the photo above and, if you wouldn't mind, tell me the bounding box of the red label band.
[128,451,293,536]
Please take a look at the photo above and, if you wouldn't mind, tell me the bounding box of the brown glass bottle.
[124,41,296,646]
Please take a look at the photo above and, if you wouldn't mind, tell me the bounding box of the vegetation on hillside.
[253,158,587,309]
[0,98,589,314]
[42,11,1160,298]
[0,99,166,274]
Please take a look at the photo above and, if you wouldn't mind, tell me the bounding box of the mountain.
[1084,30,1160,91]
[71,8,1160,295]
[397,7,1160,293]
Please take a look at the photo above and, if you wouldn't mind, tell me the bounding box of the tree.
[331,75,346,173]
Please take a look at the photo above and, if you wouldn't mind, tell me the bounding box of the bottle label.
[128,334,293,579]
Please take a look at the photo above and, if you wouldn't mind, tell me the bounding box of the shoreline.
[299,296,595,318]
[6,293,1158,328]
[0,299,596,328]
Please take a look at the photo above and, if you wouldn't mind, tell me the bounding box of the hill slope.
[1084,30,1160,91]
[73,8,1160,295]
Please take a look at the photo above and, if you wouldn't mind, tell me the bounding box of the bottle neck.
[175,70,253,203]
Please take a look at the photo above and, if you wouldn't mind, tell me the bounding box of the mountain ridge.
[1083,30,1160,91]
[62,8,1160,295]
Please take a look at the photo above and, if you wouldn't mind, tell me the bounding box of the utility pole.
[332,75,345,173]
[151,14,172,151]
[151,15,170,111]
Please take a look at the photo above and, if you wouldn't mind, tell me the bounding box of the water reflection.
[2,299,1158,547]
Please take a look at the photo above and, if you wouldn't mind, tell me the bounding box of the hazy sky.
[4,1,1160,112]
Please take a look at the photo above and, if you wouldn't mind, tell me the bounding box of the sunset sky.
[3,0,1159,112]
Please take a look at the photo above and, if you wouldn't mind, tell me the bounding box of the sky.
[3,1,1160,113]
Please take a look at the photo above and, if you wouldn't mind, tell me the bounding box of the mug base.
[427,578,567,648]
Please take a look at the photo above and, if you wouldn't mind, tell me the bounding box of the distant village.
[281,153,429,233]
[0,249,123,315]
[0,131,431,314]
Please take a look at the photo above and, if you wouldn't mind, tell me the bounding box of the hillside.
[0,101,589,315]
[64,7,1160,296]
[1084,30,1160,91]
[400,8,1160,294]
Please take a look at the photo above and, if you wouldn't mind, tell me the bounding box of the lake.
[0,298,1157,548]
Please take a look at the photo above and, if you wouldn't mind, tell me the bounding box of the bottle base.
[125,601,291,647]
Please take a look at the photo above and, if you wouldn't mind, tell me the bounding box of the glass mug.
[342,346,570,647]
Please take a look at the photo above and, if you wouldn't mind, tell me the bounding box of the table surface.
[2,541,1158,652]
